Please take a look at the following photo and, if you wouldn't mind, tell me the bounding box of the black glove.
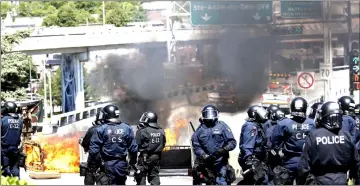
[129,158,137,167]
[78,137,83,145]
[212,148,228,159]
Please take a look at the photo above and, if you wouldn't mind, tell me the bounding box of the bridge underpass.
[34,67,349,178]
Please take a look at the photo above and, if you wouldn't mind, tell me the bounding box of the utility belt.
[102,156,127,162]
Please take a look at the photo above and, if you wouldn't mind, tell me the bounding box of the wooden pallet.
[28,171,61,179]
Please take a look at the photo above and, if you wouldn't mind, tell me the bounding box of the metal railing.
[49,102,111,127]
[48,67,350,127]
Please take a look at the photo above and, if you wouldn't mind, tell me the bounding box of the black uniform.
[80,113,103,185]
[308,102,322,120]
[298,101,360,185]
[1,101,23,178]
[238,105,268,185]
[135,112,166,185]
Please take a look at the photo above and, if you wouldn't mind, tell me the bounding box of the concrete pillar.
[61,53,85,113]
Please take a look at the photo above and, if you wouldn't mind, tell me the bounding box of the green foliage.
[39,66,98,107]
[17,1,147,27]
[39,68,62,106]
[0,88,28,101]
[1,2,13,19]
[83,67,98,101]
[1,30,36,100]
[42,2,95,27]
[0,171,29,185]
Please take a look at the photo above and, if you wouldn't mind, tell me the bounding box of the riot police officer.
[1,101,23,178]
[308,102,322,120]
[80,112,104,185]
[89,105,138,185]
[265,109,285,184]
[354,104,360,147]
[238,105,268,185]
[191,105,237,185]
[135,111,166,185]
[271,97,315,184]
[265,109,285,149]
[262,104,280,132]
[297,101,360,185]
[338,96,357,138]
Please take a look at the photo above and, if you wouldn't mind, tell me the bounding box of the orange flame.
[24,133,81,173]
[163,118,188,151]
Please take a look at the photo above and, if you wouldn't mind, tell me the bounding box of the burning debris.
[24,133,82,173]
[164,118,189,151]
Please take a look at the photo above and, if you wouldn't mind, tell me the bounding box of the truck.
[260,73,300,114]
[206,77,241,112]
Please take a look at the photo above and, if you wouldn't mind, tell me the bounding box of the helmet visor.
[202,110,218,120]
[98,111,105,120]
[323,114,343,130]
[257,107,268,120]
[139,113,147,123]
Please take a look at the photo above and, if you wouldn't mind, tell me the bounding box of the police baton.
[130,164,140,173]
[189,121,196,132]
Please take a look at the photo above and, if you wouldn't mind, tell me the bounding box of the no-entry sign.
[297,72,315,90]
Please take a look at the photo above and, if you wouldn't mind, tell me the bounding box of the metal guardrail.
[49,67,350,127]
[50,102,111,127]
[27,27,225,37]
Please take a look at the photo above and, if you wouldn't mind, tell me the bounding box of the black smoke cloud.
[86,29,273,125]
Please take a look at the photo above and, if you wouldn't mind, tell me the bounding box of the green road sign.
[280,1,322,19]
[190,1,273,26]
[271,26,303,35]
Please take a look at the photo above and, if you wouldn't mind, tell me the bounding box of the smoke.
[213,30,272,110]
[86,28,274,126]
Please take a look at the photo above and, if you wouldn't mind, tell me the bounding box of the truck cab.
[260,73,297,114]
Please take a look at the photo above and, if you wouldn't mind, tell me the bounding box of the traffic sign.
[270,26,303,35]
[319,63,331,80]
[350,42,360,91]
[190,1,273,26]
[280,1,322,19]
[297,72,315,90]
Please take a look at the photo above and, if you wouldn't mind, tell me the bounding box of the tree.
[38,68,62,106]
[42,2,96,27]
[1,30,36,100]
[18,2,56,17]
[100,2,147,27]
[1,2,13,19]
[16,1,147,27]
[39,66,98,107]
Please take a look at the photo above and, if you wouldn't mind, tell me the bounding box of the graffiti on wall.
[62,55,76,112]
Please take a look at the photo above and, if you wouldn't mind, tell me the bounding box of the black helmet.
[355,104,360,116]
[270,109,285,121]
[309,102,322,119]
[290,97,308,118]
[99,105,120,123]
[92,112,103,126]
[267,104,280,119]
[139,111,158,128]
[316,101,343,131]
[247,105,268,123]
[338,96,355,115]
[201,104,219,121]
[1,101,18,117]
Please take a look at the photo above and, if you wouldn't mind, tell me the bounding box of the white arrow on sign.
[253,13,261,20]
[201,14,211,22]
[353,65,360,73]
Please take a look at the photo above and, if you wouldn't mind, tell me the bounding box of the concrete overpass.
[9,18,360,56]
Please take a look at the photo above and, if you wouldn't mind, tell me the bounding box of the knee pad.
[95,172,109,185]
